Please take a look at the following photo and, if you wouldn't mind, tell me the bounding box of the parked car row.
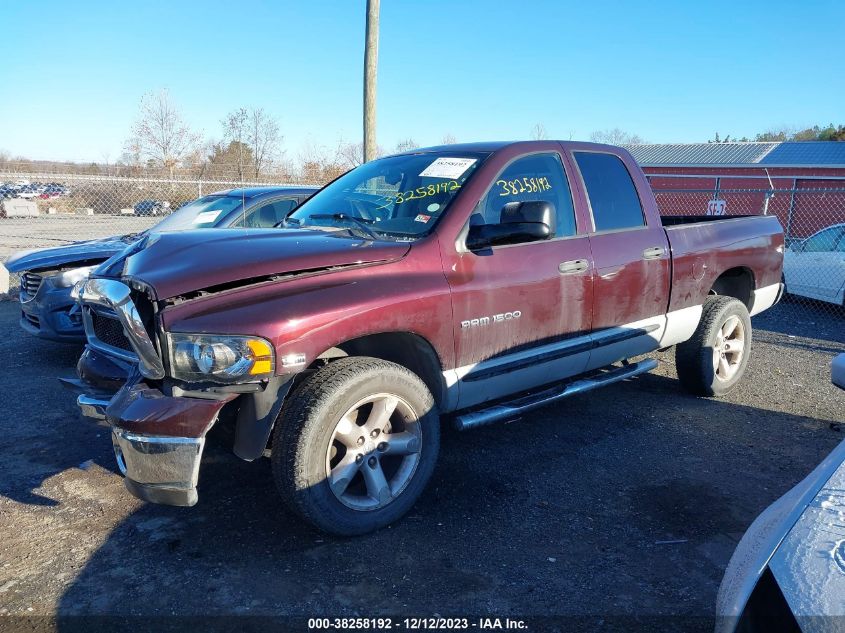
[0,181,71,199]
[132,198,171,216]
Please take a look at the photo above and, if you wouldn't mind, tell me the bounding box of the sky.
[0,0,842,163]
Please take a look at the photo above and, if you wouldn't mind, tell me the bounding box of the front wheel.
[272,357,440,535]
[675,296,752,396]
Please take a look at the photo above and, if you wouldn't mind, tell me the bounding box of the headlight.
[167,333,275,384]
[53,265,96,288]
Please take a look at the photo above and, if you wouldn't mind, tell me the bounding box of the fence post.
[785,179,797,241]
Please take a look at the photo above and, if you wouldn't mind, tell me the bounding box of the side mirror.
[466,200,555,250]
[466,222,551,250]
[500,200,556,230]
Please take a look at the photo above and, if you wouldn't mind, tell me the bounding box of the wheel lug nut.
[368,456,377,467]
[370,429,379,438]
[377,442,387,452]
[355,454,364,464]
[357,436,365,446]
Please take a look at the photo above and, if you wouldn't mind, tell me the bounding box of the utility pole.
[363,0,380,163]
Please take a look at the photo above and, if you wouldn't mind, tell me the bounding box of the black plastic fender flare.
[233,375,295,461]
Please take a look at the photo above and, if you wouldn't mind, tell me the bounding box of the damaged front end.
[65,277,291,506]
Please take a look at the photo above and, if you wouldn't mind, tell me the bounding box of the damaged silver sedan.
[716,355,845,633]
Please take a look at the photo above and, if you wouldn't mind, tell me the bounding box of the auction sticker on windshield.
[419,157,477,179]
[193,210,222,224]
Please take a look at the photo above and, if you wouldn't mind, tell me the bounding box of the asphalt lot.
[0,299,843,631]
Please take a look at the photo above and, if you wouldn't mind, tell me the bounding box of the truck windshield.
[286,151,489,240]
[151,195,244,232]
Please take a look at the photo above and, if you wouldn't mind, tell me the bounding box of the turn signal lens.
[246,339,274,375]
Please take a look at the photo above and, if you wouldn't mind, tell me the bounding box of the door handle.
[559,259,589,274]
[642,246,665,260]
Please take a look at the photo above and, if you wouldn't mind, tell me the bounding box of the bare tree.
[221,108,251,180]
[338,141,366,168]
[248,108,282,179]
[441,133,457,145]
[589,128,646,145]
[530,123,549,140]
[395,138,419,153]
[298,141,346,184]
[126,89,201,176]
[336,139,386,170]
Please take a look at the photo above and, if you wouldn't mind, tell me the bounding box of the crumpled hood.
[120,228,411,299]
[5,235,134,273]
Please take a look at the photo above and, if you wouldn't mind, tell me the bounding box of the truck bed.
[661,214,757,227]
[661,213,784,315]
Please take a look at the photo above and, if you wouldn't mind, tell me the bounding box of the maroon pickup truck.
[68,141,784,535]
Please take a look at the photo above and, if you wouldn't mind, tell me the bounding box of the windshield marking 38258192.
[286,151,489,241]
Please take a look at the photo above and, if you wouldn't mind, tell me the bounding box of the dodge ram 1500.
[66,141,784,535]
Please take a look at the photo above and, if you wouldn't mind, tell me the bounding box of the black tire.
[675,296,752,397]
[271,357,440,536]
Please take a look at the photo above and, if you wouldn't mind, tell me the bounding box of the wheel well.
[710,267,755,308]
[315,333,446,407]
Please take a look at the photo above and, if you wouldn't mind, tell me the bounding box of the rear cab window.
[574,152,645,232]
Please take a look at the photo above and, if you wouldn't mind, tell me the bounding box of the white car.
[783,223,845,306]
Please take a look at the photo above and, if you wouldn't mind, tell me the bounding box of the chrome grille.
[91,310,133,352]
[20,272,43,301]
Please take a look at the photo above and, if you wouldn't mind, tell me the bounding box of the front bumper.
[19,276,86,342]
[70,346,235,506]
[112,430,204,506]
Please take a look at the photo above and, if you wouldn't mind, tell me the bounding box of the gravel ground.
[0,299,842,631]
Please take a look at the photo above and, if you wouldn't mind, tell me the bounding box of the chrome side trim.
[453,358,657,431]
[79,278,164,379]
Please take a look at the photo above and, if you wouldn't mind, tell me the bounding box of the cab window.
[476,153,576,238]
[575,152,645,232]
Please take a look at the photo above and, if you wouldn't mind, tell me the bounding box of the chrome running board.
[453,359,658,431]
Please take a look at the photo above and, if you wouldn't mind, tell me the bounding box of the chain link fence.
[653,187,845,327]
[0,171,308,291]
[1,170,843,332]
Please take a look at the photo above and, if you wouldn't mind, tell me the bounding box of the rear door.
[570,150,671,369]
[443,151,594,409]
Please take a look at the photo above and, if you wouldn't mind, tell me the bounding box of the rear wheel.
[272,357,440,535]
[675,296,752,396]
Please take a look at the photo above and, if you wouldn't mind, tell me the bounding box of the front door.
[442,152,594,409]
